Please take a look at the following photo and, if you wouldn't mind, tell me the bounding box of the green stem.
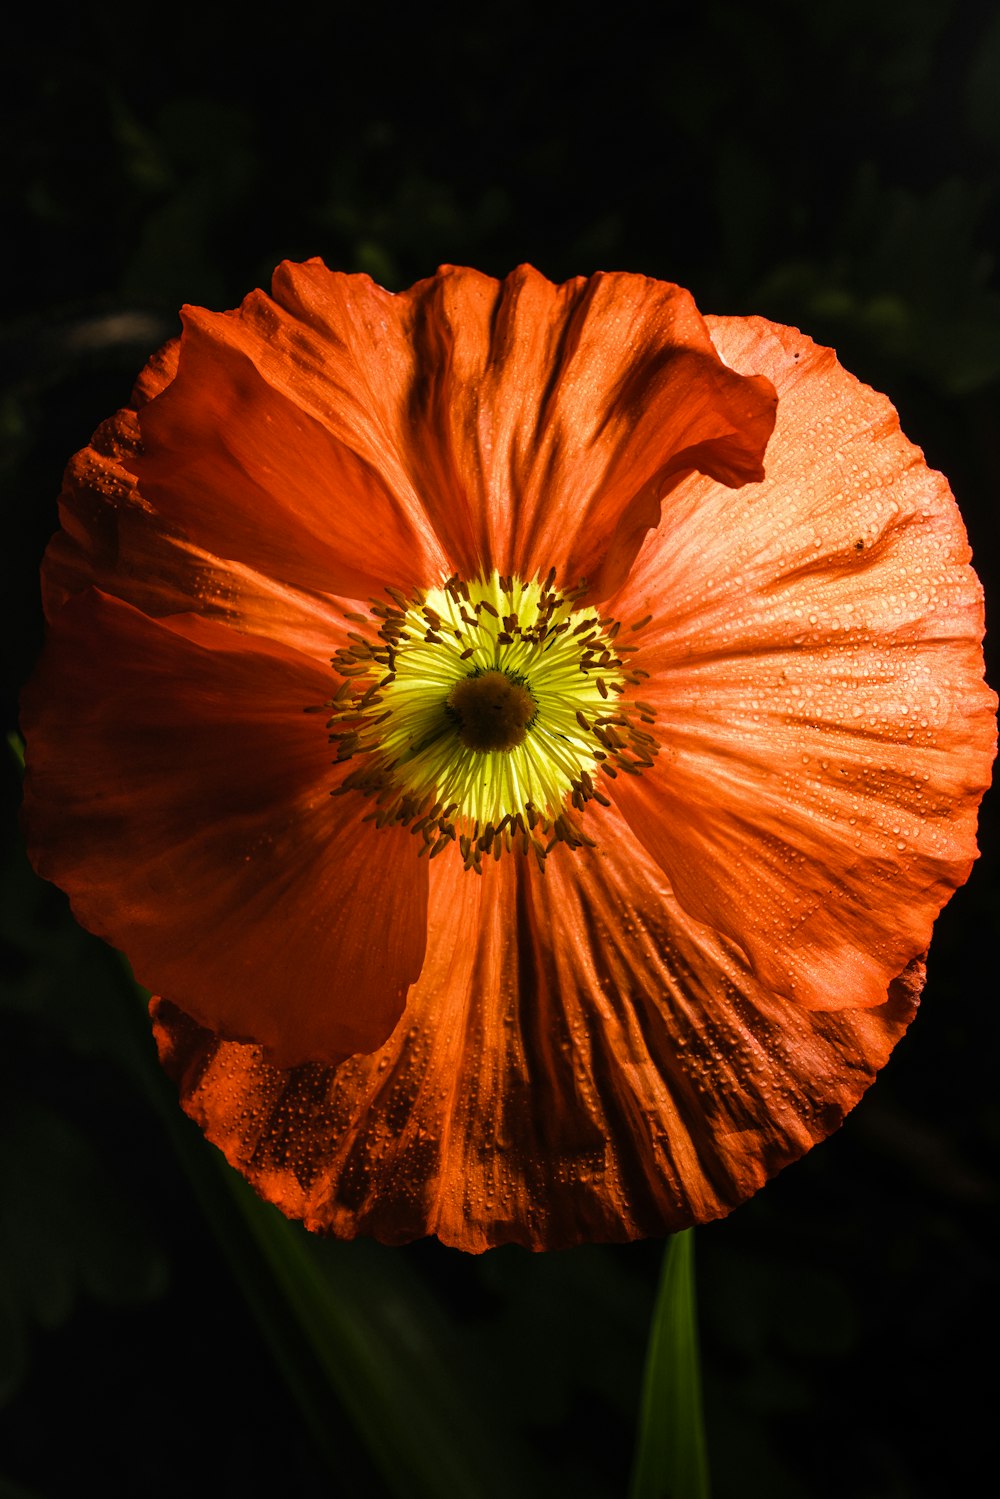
[629,1230,711,1499]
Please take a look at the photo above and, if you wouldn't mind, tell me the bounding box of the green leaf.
[127,966,542,1499]
[629,1230,710,1499]
[5,733,24,771]
[219,1168,535,1499]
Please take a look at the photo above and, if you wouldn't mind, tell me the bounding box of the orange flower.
[22,262,995,1251]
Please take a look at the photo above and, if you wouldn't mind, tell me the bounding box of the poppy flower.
[22,261,995,1252]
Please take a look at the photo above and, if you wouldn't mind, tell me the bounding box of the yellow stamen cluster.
[322,571,657,871]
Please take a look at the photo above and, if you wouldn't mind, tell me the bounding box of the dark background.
[1,3,997,1495]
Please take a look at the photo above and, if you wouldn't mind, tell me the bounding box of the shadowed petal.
[150,810,919,1251]
[611,316,996,1012]
[22,592,428,1065]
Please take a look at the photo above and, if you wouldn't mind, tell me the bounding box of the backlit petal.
[150,810,919,1251]
[22,592,427,1065]
[44,342,363,666]
[132,263,774,602]
[134,296,449,600]
[611,316,996,1011]
[377,263,776,591]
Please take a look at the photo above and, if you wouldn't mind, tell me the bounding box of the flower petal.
[22,591,427,1065]
[355,262,777,593]
[43,341,368,667]
[149,810,919,1251]
[132,262,775,604]
[611,316,996,1012]
[133,294,450,600]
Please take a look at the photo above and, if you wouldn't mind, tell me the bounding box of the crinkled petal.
[130,262,775,603]
[133,299,450,601]
[610,316,996,1012]
[280,261,776,593]
[21,591,427,1065]
[44,343,358,666]
[150,810,919,1251]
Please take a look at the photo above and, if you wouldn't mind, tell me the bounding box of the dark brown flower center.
[447,670,537,752]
